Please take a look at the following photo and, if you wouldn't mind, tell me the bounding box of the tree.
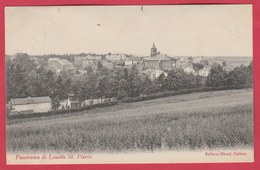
[104,75,119,98]
[222,61,227,67]
[247,62,253,87]
[206,64,226,87]
[226,65,249,86]
[13,53,37,71]
[85,66,94,74]
[96,76,108,99]
[164,69,188,91]
[51,96,60,110]
[126,66,143,98]
[45,70,55,95]
[6,62,31,100]
[193,63,204,72]
[64,78,72,94]
[97,61,103,70]
[200,60,209,66]
[52,76,68,100]
[117,79,129,99]
[142,77,157,95]
[155,73,167,92]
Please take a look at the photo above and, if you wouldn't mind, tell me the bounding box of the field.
[209,56,252,67]
[6,89,253,153]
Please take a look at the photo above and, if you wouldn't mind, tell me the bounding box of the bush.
[122,85,250,103]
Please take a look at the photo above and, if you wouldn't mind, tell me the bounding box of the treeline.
[6,55,253,109]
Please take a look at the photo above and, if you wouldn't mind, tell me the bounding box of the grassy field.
[6,89,253,153]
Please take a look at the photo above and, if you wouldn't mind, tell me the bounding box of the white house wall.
[13,102,52,113]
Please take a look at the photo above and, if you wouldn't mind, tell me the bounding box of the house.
[74,55,102,69]
[142,69,168,81]
[57,59,74,72]
[125,56,143,66]
[48,58,60,67]
[199,67,211,77]
[105,53,127,65]
[176,58,193,69]
[48,58,74,74]
[9,96,52,115]
[74,56,85,66]
[31,56,39,62]
[100,59,114,70]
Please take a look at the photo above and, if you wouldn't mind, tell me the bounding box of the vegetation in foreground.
[6,90,253,153]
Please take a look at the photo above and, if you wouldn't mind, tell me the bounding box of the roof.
[105,54,127,61]
[74,56,86,61]
[177,58,191,62]
[57,59,73,66]
[125,56,142,61]
[75,55,102,61]
[143,54,171,61]
[48,58,59,62]
[10,96,51,105]
[88,55,102,60]
[101,58,112,63]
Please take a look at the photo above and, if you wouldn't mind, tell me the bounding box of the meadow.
[6,89,253,153]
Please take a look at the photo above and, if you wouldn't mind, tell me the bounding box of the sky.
[5,5,252,57]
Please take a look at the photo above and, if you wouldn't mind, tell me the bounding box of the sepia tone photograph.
[5,5,253,164]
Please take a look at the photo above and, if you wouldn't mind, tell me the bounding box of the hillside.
[7,89,253,153]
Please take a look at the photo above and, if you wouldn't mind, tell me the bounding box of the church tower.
[150,42,158,57]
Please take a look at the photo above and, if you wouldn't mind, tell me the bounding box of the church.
[143,43,173,71]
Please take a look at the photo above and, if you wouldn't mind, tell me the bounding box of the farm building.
[9,96,52,115]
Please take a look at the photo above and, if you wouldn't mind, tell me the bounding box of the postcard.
[4,4,253,164]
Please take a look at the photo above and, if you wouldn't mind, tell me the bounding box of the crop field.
[6,89,253,153]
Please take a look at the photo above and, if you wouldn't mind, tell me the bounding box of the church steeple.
[150,42,157,57]
[152,42,156,48]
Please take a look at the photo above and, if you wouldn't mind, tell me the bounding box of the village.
[39,43,231,78]
[7,43,250,116]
